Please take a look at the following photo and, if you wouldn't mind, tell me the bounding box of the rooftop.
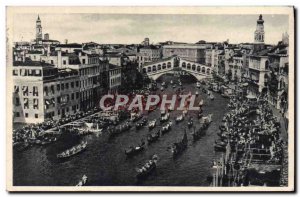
[56,43,82,48]
[13,60,55,68]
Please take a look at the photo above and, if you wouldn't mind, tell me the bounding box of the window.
[33,99,39,109]
[66,83,69,89]
[71,93,74,100]
[61,84,64,90]
[57,96,61,104]
[35,114,38,118]
[57,84,60,91]
[14,86,19,93]
[13,69,18,76]
[51,60,54,64]
[33,86,38,96]
[76,92,79,99]
[82,59,86,64]
[44,86,49,96]
[25,113,28,118]
[76,81,79,87]
[22,86,29,96]
[15,112,20,117]
[71,82,74,88]
[15,98,20,106]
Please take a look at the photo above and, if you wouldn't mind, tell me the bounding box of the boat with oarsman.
[76,175,88,186]
[160,112,170,122]
[125,140,145,157]
[136,118,147,129]
[160,121,172,135]
[176,114,184,123]
[170,130,188,157]
[187,117,193,128]
[148,119,157,130]
[57,141,87,159]
[136,155,159,179]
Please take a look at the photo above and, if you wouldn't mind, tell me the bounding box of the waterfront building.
[12,60,80,123]
[41,49,103,111]
[162,44,206,64]
[227,52,244,82]
[108,64,122,94]
[137,45,162,68]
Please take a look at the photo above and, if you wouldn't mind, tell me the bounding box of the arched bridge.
[141,56,213,81]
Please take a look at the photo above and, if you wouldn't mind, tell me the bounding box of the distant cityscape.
[11,12,290,188]
[12,14,289,124]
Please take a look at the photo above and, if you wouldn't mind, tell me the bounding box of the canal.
[13,74,229,186]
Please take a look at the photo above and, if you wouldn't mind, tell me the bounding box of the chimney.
[57,49,62,68]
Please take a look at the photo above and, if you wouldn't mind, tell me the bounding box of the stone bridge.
[141,56,213,81]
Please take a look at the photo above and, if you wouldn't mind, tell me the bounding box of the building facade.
[163,44,206,64]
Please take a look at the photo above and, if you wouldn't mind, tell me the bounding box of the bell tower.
[254,14,265,43]
[36,15,42,43]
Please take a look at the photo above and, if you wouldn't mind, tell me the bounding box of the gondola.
[160,121,172,135]
[57,141,87,159]
[187,117,193,128]
[125,140,145,157]
[192,127,205,141]
[171,130,188,157]
[148,119,157,130]
[136,155,159,180]
[214,144,226,152]
[176,114,184,123]
[160,113,170,123]
[136,118,147,130]
[76,175,88,186]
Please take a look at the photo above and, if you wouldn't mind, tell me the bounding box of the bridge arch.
[142,56,212,81]
[167,62,172,68]
[152,65,157,72]
[187,63,191,70]
[192,64,196,71]
[158,64,162,71]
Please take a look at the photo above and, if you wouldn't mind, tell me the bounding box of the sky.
[12,13,289,45]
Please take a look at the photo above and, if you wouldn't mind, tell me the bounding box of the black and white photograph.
[6,6,295,192]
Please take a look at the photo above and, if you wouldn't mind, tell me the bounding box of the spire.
[37,14,41,21]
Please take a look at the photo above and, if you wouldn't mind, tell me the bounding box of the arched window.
[197,66,201,72]
[167,62,171,68]
[182,62,186,68]
[152,65,157,72]
[201,67,206,73]
[265,61,269,70]
[147,67,152,72]
[162,63,166,69]
[187,63,191,70]
[207,68,210,74]
[158,64,161,70]
[192,64,196,71]
[143,68,147,73]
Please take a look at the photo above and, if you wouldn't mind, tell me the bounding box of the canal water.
[13,75,229,186]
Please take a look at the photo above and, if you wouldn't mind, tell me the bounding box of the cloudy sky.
[12,14,289,44]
